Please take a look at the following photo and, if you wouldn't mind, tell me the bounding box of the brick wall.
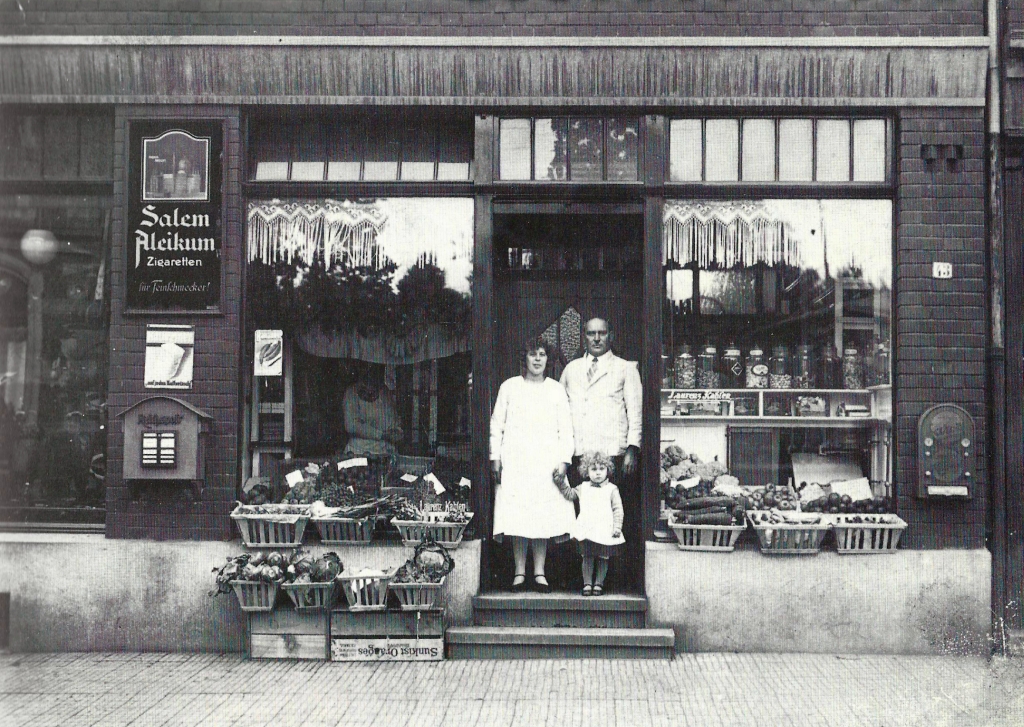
[0,0,984,38]
[896,107,988,550]
[106,106,242,541]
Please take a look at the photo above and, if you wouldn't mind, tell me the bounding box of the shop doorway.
[487,211,644,593]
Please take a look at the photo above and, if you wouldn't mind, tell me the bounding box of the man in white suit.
[560,317,643,587]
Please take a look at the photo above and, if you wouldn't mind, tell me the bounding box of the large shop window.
[245,197,474,483]
[0,109,113,526]
[660,199,892,503]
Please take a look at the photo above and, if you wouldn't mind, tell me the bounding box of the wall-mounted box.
[117,395,212,482]
[917,404,974,499]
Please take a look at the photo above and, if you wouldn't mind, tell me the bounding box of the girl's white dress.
[572,482,626,546]
[489,376,576,540]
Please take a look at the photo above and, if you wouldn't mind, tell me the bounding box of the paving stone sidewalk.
[0,651,1021,727]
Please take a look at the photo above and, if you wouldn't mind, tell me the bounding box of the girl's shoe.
[592,584,604,596]
[533,575,551,593]
[511,574,528,593]
[581,584,593,597]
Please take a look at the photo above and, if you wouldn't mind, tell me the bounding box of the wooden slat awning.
[0,37,989,106]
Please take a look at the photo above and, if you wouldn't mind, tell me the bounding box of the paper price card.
[459,477,471,489]
[424,473,445,495]
[400,473,419,483]
[338,457,368,470]
[285,470,304,488]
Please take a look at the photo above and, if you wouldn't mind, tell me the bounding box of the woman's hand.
[491,461,502,485]
[551,463,567,486]
[612,528,622,538]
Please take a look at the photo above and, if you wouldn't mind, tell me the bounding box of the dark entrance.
[485,210,644,593]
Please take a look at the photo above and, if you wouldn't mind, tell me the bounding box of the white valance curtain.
[246,199,388,267]
[663,201,800,269]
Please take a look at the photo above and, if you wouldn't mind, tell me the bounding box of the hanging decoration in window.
[246,200,388,267]
[662,201,801,270]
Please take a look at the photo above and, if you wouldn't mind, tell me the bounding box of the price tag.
[285,470,304,488]
[459,477,472,489]
[400,473,419,483]
[338,457,368,470]
[674,476,701,491]
[424,473,446,495]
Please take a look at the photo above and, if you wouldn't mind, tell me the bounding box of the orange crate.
[230,580,280,612]
[670,523,746,552]
[281,581,337,612]
[338,570,394,612]
[389,577,446,611]
[833,515,907,554]
[313,517,374,545]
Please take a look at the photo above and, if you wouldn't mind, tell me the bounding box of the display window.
[245,197,474,481]
[660,198,892,504]
[0,108,113,525]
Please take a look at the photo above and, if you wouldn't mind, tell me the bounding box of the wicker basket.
[312,517,374,546]
[748,513,830,555]
[281,581,337,612]
[231,505,310,548]
[833,515,907,554]
[389,577,446,611]
[392,512,473,549]
[670,523,746,552]
[338,570,394,612]
[230,580,280,612]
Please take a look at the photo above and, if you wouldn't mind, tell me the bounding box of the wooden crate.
[248,609,329,660]
[670,523,746,552]
[330,608,443,662]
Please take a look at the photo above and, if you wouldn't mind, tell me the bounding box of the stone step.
[446,626,675,659]
[472,592,647,629]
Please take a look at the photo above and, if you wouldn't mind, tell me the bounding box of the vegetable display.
[392,539,455,585]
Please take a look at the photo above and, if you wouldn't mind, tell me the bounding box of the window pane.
[606,118,639,181]
[816,120,851,182]
[669,120,702,181]
[290,162,324,181]
[742,119,775,182]
[327,162,361,181]
[705,119,739,182]
[437,162,471,181]
[400,162,436,181]
[363,162,399,181]
[255,162,289,180]
[853,119,887,182]
[568,118,603,182]
[535,118,567,181]
[499,119,531,180]
[778,119,813,181]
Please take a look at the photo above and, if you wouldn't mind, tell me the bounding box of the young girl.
[559,450,625,596]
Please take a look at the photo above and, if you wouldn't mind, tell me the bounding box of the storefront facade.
[0,2,1003,655]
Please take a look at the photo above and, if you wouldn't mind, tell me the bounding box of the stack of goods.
[801,491,892,515]
[659,445,728,506]
[389,539,456,610]
[747,482,799,511]
[281,550,344,611]
[281,459,379,506]
[669,494,744,527]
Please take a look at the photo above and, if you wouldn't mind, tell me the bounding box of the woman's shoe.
[592,584,604,596]
[533,575,551,593]
[511,574,528,593]
[581,584,593,597]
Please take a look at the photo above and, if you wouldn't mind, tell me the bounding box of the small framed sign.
[144,324,195,389]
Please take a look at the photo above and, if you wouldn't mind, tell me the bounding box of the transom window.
[669,118,890,184]
[499,117,640,182]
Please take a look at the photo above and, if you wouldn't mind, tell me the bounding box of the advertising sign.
[330,638,443,662]
[144,324,195,389]
[127,122,222,310]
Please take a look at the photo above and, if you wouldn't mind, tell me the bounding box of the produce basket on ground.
[832,514,907,554]
[389,539,455,611]
[338,569,395,612]
[281,581,337,612]
[231,504,310,548]
[670,522,747,552]
[230,580,280,612]
[747,511,830,555]
[312,516,374,545]
[392,511,473,549]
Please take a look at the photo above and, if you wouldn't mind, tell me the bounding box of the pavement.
[0,651,1022,727]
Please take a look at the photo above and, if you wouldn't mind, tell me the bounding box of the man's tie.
[587,356,599,383]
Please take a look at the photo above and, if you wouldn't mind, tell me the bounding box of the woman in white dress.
[489,338,576,592]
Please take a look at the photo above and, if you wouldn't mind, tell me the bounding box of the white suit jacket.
[560,351,642,457]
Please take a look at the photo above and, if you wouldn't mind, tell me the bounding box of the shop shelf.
[832,514,907,554]
[338,570,395,612]
[388,577,446,611]
[281,581,338,612]
[312,516,374,545]
[669,522,747,552]
[231,504,310,548]
[230,580,280,612]
[391,512,473,549]
[747,512,830,555]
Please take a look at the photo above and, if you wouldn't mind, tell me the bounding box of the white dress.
[573,482,626,546]
[489,376,576,540]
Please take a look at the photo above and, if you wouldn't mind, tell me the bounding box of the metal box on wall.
[117,395,212,481]
[917,404,975,499]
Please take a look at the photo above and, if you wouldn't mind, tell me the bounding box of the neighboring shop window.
[498,117,639,182]
[245,197,473,482]
[0,108,113,525]
[669,118,889,183]
[660,199,892,507]
[249,110,473,182]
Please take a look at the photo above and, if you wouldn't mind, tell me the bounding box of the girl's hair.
[578,450,615,479]
[519,337,556,377]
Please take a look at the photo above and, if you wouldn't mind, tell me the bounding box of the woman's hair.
[578,450,615,479]
[519,337,556,376]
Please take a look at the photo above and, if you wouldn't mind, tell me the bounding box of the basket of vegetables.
[832,514,907,554]
[230,503,311,548]
[389,539,455,611]
[392,510,473,549]
[280,550,344,611]
[210,551,287,612]
[747,510,831,555]
[338,568,395,612]
[313,516,374,545]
